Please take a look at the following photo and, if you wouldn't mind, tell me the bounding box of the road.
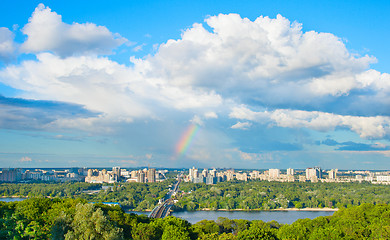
[149,176,181,218]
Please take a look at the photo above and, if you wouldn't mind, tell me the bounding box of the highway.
[149,176,181,218]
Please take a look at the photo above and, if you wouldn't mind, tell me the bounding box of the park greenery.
[174,180,390,211]
[0,198,389,239]
[0,181,172,210]
[1,179,389,212]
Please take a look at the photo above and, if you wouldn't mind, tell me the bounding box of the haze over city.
[0,0,389,169]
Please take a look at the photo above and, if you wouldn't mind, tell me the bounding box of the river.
[128,210,335,224]
[0,197,26,202]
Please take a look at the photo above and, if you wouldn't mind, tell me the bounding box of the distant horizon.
[4,166,389,172]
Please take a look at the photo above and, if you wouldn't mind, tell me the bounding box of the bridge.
[149,176,181,218]
[148,198,175,218]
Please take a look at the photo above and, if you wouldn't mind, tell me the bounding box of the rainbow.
[175,124,199,158]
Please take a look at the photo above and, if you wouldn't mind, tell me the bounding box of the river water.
[0,197,26,202]
[128,210,335,224]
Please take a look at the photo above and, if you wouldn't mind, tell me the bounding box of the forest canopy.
[1,180,389,211]
[0,198,389,239]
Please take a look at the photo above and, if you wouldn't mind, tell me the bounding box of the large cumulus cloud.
[0,53,222,127]
[0,9,390,145]
[135,14,383,105]
[20,4,127,57]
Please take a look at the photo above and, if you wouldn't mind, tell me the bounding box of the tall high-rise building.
[193,168,199,179]
[85,169,117,183]
[189,167,202,183]
[202,168,208,178]
[226,170,235,181]
[328,169,337,179]
[206,175,217,184]
[0,168,22,182]
[306,167,322,182]
[250,170,260,179]
[112,167,121,177]
[189,167,195,181]
[315,167,322,179]
[147,168,156,183]
[287,168,294,176]
[210,168,217,177]
[130,170,138,178]
[137,170,146,183]
[269,169,280,179]
[236,172,248,181]
[306,168,316,179]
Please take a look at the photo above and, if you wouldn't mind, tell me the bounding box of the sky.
[0,0,389,169]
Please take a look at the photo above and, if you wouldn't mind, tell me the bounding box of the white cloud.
[0,27,17,62]
[20,156,32,162]
[134,13,376,106]
[0,53,149,119]
[233,149,275,163]
[188,112,218,127]
[341,150,390,157]
[230,106,390,139]
[231,121,252,130]
[20,4,126,57]
[132,44,146,52]
[190,115,204,126]
[48,117,112,132]
[119,159,137,165]
[204,111,218,119]
[0,52,223,130]
[356,69,390,91]
[229,106,268,121]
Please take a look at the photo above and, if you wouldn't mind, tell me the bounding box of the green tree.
[218,232,237,240]
[193,219,220,237]
[161,216,194,240]
[161,224,191,240]
[236,224,277,240]
[51,212,72,240]
[131,222,160,240]
[65,203,123,240]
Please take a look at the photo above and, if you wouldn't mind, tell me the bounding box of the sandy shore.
[200,208,253,211]
[198,207,338,212]
[272,207,338,212]
[127,209,152,212]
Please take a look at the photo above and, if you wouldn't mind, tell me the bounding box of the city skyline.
[2,166,390,185]
[0,1,390,169]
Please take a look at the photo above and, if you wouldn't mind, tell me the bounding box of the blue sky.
[0,0,389,169]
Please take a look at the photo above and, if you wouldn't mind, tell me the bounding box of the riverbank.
[197,207,338,212]
[199,208,255,211]
[272,207,338,212]
[126,209,152,213]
